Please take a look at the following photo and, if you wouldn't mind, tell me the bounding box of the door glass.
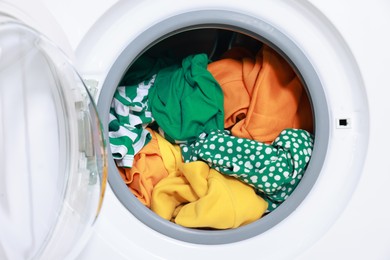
[0,20,107,259]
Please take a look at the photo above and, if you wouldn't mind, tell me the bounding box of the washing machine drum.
[0,21,107,259]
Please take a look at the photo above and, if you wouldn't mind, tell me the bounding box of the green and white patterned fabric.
[109,75,156,167]
[180,128,314,211]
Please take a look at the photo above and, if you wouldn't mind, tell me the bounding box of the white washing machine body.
[1,0,390,259]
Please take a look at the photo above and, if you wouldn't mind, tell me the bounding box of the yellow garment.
[151,161,268,229]
[155,131,183,177]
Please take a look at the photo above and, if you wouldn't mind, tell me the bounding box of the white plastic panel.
[0,20,107,260]
[74,0,372,259]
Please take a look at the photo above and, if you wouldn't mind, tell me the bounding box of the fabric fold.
[180,128,314,211]
[151,161,268,229]
[149,53,224,143]
[208,45,313,143]
[117,129,168,207]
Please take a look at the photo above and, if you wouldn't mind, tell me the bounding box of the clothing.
[117,129,168,207]
[151,161,268,229]
[154,130,184,177]
[207,46,313,143]
[149,53,224,144]
[180,128,314,211]
[119,54,178,86]
[109,76,155,167]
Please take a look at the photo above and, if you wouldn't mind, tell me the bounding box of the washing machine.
[1,0,389,259]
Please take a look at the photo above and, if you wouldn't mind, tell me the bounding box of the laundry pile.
[110,43,314,229]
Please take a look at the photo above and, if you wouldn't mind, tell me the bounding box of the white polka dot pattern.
[180,128,314,211]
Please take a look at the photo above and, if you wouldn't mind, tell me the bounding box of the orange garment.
[208,45,313,143]
[117,129,168,207]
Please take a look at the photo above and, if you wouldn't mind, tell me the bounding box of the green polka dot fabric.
[180,128,314,211]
